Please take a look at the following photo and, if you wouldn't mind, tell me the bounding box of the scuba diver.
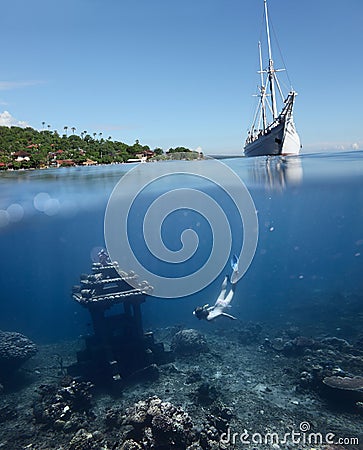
[193,255,239,322]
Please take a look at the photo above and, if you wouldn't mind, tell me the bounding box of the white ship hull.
[244,121,284,157]
[281,117,301,155]
[244,117,300,157]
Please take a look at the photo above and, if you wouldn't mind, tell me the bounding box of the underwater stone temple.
[69,251,173,387]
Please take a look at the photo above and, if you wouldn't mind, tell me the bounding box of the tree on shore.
[0,125,165,169]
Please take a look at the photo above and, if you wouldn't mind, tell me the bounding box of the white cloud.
[303,140,362,153]
[0,111,28,128]
[0,80,43,91]
[194,146,203,153]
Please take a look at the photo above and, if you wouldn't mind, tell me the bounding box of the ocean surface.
[0,151,363,343]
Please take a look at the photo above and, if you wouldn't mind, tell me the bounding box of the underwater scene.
[0,152,362,449]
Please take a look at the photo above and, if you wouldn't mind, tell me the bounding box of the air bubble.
[33,192,60,216]
[7,203,24,222]
[0,210,10,227]
[34,192,51,212]
[44,198,60,216]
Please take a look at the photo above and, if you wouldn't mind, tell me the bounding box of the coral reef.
[33,376,94,432]
[118,395,231,450]
[323,375,363,391]
[322,375,363,407]
[320,336,353,352]
[265,335,317,356]
[119,439,143,450]
[0,324,362,449]
[171,329,209,356]
[68,429,108,450]
[122,396,195,449]
[0,330,37,380]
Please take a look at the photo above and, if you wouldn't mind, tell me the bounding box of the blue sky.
[1,0,362,155]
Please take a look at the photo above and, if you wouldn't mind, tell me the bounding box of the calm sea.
[0,152,362,343]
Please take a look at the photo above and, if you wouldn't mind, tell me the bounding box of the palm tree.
[71,127,76,135]
[64,126,68,136]
[83,131,87,139]
[93,132,97,140]
[99,132,102,140]
[47,124,51,131]
[42,121,45,130]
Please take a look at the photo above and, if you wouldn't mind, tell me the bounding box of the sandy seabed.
[0,320,362,450]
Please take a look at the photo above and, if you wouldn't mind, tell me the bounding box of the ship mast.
[264,0,277,119]
[258,41,267,130]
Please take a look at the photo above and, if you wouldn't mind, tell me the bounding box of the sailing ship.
[244,0,301,157]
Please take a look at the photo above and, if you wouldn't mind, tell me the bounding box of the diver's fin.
[230,271,238,285]
[230,254,239,271]
[230,254,239,284]
[221,276,228,290]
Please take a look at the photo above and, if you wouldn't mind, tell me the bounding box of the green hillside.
[0,126,162,169]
